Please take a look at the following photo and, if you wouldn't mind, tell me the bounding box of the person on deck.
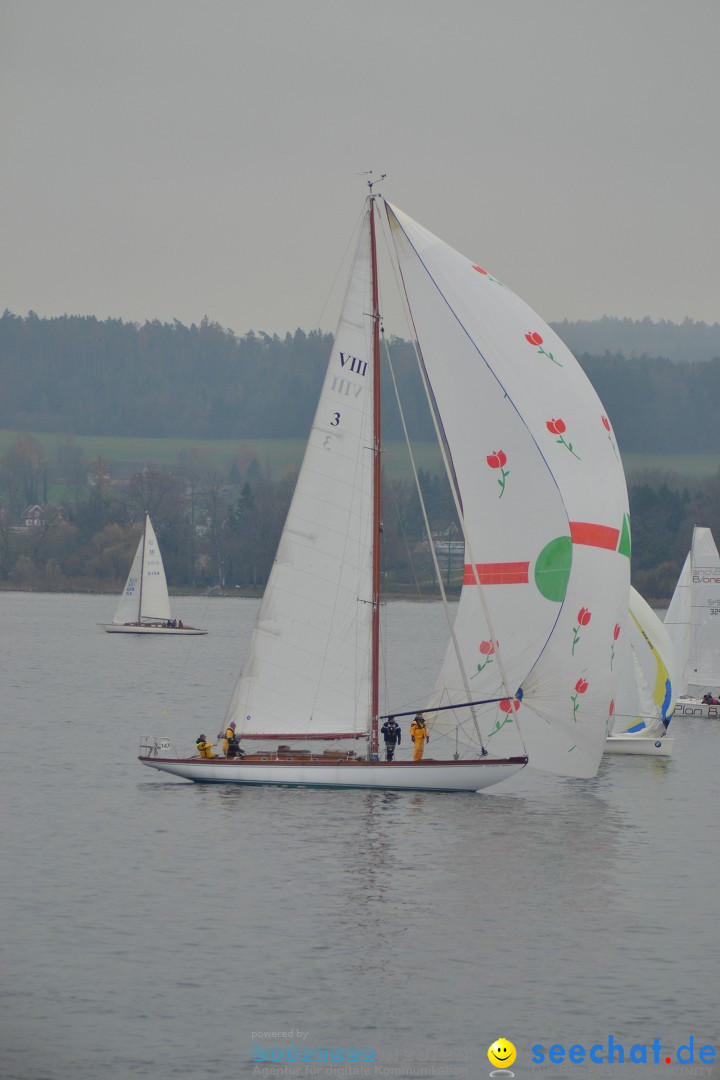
[218,721,237,756]
[409,713,429,762]
[226,727,243,759]
[380,716,402,761]
[196,735,216,759]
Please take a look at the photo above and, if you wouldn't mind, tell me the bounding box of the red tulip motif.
[602,414,619,459]
[488,695,521,740]
[546,418,580,459]
[486,449,509,497]
[611,622,621,668]
[571,677,589,721]
[607,698,616,736]
[474,639,498,676]
[525,330,562,366]
[486,450,506,469]
[472,263,502,285]
[572,607,591,654]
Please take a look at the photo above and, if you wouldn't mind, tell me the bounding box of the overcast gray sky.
[2,0,719,336]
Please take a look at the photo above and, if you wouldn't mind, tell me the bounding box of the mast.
[369,193,381,758]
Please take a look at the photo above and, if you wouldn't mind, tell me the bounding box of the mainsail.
[113,515,172,625]
[226,211,376,739]
[664,526,720,696]
[385,203,631,777]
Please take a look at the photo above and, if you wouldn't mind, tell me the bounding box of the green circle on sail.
[534,535,572,602]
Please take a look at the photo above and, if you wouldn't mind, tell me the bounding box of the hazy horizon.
[2,1,719,336]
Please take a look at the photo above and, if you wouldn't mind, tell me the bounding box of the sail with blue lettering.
[664,526,720,696]
[113,514,171,625]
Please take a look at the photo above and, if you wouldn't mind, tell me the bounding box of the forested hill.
[2,309,720,452]
[552,315,720,364]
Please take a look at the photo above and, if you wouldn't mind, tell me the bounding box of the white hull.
[604,734,674,756]
[672,697,719,719]
[100,623,207,635]
[138,755,527,792]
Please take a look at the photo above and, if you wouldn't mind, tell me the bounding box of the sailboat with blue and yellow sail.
[605,586,676,756]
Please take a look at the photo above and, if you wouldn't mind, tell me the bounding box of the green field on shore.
[1,430,718,481]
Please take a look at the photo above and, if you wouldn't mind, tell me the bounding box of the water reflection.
[332,791,404,972]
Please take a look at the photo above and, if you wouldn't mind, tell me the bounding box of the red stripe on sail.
[570,522,620,551]
[463,562,530,585]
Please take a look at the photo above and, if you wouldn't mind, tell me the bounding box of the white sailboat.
[101,514,207,635]
[664,526,720,718]
[140,187,630,791]
[604,586,676,756]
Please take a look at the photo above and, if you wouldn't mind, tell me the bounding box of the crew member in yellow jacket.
[218,720,237,756]
[196,735,217,759]
[409,713,429,761]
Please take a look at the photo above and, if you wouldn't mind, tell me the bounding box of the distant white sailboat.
[664,526,720,718]
[604,587,675,756]
[101,514,207,635]
[140,186,630,791]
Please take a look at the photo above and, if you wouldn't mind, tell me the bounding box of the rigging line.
[378,697,512,720]
[380,200,528,754]
[313,203,368,332]
[382,320,487,754]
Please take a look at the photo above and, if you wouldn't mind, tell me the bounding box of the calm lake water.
[1,593,718,1080]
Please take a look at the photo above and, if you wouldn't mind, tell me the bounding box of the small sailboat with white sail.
[664,526,720,718]
[604,586,676,756]
[140,184,630,791]
[101,514,207,635]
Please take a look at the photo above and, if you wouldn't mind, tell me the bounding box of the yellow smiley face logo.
[488,1039,517,1068]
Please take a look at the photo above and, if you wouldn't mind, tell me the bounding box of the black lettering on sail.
[338,352,368,377]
